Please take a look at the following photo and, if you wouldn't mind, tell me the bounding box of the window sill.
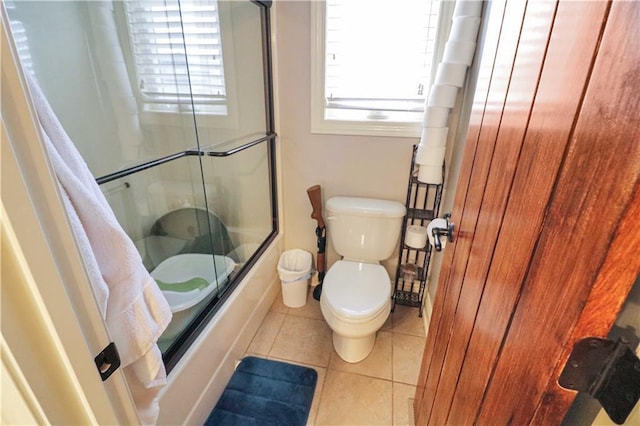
[311,115,422,138]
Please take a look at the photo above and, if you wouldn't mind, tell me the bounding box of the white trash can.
[277,249,313,308]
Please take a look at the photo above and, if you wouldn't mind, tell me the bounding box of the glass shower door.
[5,0,277,368]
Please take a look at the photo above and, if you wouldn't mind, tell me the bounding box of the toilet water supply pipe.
[307,185,326,301]
[416,0,483,184]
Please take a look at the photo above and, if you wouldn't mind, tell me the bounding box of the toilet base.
[332,331,376,363]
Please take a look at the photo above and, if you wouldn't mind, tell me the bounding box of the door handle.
[431,213,455,252]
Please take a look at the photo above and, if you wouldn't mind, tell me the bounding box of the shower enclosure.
[5,0,277,369]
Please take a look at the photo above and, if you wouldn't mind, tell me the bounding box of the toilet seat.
[322,260,391,322]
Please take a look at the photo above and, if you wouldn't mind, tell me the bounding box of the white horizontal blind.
[4,2,35,77]
[325,0,440,118]
[123,0,226,114]
[6,20,35,78]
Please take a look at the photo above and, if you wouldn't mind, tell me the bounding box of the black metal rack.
[392,145,443,317]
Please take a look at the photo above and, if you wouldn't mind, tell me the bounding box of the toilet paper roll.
[428,84,459,108]
[442,40,477,66]
[416,144,446,166]
[405,225,428,249]
[419,127,449,148]
[427,218,449,249]
[421,106,450,127]
[454,0,483,17]
[434,62,469,87]
[449,16,481,42]
[417,164,443,184]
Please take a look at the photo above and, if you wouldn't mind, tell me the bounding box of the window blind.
[7,19,35,77]
[123,0,226,114]
[4,2,35,77]
[324,0,440,115]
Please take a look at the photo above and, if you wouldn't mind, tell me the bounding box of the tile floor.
[244,289,427,425]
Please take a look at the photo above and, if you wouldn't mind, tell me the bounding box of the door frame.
[1,7,139,424]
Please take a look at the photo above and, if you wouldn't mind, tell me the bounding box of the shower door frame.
[92,0,279,371]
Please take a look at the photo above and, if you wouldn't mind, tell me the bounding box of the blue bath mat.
[204,356,318,426]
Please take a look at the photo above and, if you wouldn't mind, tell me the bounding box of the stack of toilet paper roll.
[416,1,483,184]
[405,224,428,249]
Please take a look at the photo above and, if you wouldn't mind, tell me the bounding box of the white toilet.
[320,196,406,363]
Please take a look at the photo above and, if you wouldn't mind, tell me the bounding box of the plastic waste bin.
[277,249,313,308]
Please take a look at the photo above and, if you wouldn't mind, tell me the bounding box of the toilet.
[320,196,406,363]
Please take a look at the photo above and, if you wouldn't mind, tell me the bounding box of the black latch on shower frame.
[558,337,640,424]
[94,342,121,381]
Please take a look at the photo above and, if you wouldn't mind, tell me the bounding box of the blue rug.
[204,356,318,426]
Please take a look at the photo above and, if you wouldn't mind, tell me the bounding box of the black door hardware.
[559,337,640,424]
[432,212,455,252]
[94,342,121,381]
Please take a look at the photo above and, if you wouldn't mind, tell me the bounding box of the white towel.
[26,75,172,425]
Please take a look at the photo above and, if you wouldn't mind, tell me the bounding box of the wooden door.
[414,1,640,425]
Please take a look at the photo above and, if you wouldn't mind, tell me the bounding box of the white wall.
[273,1,416,275]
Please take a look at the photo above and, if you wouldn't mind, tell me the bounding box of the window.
[7,20,35,77]
[123,0,227,115]
[311,0,442,137]
[4,2,35,78]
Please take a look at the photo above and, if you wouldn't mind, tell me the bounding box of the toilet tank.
[326,196,406,262]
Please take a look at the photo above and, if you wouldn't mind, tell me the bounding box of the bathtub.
[157,235,282,425]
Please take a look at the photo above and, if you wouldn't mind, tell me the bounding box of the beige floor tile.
[306,365,326,426]
[269,315,333,367]
[287,290,324,320]
[392,334,426,386]
[270,291,290,314]
[393,382,416,426]
[246,311,286,356]
[328,330,392,380]
[316,370,392,425]
[390,305,426,337]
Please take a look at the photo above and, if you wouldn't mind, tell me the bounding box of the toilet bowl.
[319,196,405,363]
[320,260,392,362]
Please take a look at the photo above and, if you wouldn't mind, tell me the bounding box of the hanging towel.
[26,75,172,425]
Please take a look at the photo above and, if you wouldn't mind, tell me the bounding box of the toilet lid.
[323,261,391,319]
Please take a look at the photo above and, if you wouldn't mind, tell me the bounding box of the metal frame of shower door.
[93,132,280,372]
[95,0,280,372]
[95,134,277,185]
[163,0,279,369]
[161,1,279,371]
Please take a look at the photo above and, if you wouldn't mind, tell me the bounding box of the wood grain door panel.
[426,2,558,424]
[477,1,640,422]
[413,0,509,418]
[414,0,527,421]
[448,1,611,424]
[415,0,640,424]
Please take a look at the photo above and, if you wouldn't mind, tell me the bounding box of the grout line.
[264,310,287,357]
[251,293,428,425]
